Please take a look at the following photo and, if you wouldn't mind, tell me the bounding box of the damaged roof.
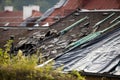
[15,10,120,78]
[1,0,120,78]
[54,27,120,76]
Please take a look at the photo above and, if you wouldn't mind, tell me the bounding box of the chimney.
[31,5,40,11]
[23,6,32,20]
[23,5,40,20]
[4,6,13,12]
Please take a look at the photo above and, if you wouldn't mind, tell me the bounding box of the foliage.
[0,40,85,80]
[0,40,13,65]
[70,70,85,80]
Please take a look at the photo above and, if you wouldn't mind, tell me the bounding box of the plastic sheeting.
[54,27,120,75]
[112,61,120,75]
[36,0,68,23]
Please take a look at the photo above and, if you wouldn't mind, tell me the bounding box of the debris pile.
[16,29,61,56]
[15,16,89,57]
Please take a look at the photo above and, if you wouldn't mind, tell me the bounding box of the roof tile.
[0,11,23,26]
[41,0,120,26]
[0,10,42,26]
[42,0,80,26]
[82,0,120,9]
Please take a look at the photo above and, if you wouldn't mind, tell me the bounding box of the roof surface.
[41,0,80,26]
[0,7,120,77]
[0,11,23,26]
[31,10,43,17]
[82,0,120,9]
[40,0,120,26]
[0,10,42,26]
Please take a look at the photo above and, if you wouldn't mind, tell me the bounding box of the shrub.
[0,40,85,80]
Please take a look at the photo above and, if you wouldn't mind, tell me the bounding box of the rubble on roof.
[15,29,64,56]
[1,0,120,77]
[14,10,120,78]
[15,11,120,56]
[15,16,89,56]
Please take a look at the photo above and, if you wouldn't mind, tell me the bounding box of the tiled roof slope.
[82,0,120,9]
[41,0,120,26]
[42,0,81,26]
[0,11,23,26]
[31,10,43,17]
[0,10,42,26]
